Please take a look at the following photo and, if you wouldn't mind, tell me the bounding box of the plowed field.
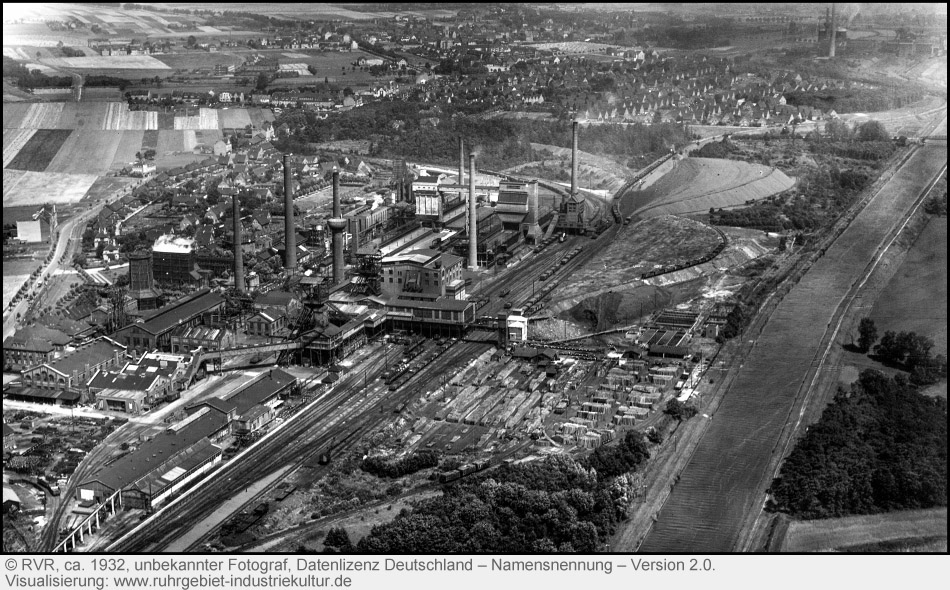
[2,171,98,206]
[5,129,72,171]
[45,130,124,175]
[3,128,37,167]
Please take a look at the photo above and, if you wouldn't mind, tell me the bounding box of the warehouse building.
[113,288,225,355]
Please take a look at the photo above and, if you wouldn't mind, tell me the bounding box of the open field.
[42,55,171,70]
[5,129,73,172]
[631,157,795,218]
[174,108,219,130]
[81,176,139,203]
[2,128,37,168]
[4,102,162,131]
[2,170,99,206]
[152,53,245,70]
[781,508,947,552]
[110,130,146,169]
[44,130,128,175]
[639,142,948,552]
[868,216,947,356]
[219,108,253,129]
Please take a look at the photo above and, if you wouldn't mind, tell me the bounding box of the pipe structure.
[468,153,477,270]
[232,192,244,292]
[283,153,296,272]
[328,169,346,285]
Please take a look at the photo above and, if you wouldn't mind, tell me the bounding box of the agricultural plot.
[41,55,171,70]
[632,157,795,218]
[2,171,98,206]
[194,129,221,147]
[109,130,145,169]
[173,108,218,130]
[55,102,109,130]
[247,107,274,128]
[3,128,37,168]
[157,112,176,130]
[278,63,311,76]
[639,144,949,553]
[781,508,947,552]
[6,129,72,172]
[103,103,158,130]
[141,130,159,150]
[82,176,138,202]
[2,103,30,128]
[219,109,253,129]
[18,102,66,129]
[45,130,124,175]
[869,217,948,356]
[153,52,244,70]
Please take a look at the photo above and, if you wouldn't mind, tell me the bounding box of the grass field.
[781,508,947,552]
[6,129,73,171]
[869,216,947,356]
[631,157,795,218]
[81,176,139,202]
[3,128,37,168]
[2,170,98,206]
[638,143,948,553]
[219,108,253,129]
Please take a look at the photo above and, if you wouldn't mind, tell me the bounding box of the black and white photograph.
[2,2,946,586]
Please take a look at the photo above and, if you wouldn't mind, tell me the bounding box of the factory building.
[113,288,225,355]
[2,324,71,371]
[152,235,203,287]
[380,248,465,301]
[88,351,194,413]
[15,337,128,405]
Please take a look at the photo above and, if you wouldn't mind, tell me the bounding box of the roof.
[88,370,158,393]
[388,297,473,312]
[648,344,690,357]
[82,411,228,494]
[255,290,296,307]
[224,369,296,416]
[134,288,225,335]
[32,338,125,377]
[187,395,238,416]
[6,325,71,350]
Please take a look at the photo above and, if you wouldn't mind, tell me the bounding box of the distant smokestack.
[458,136,464,187]
[468,153,477,270]
[232,192,244,293]
[328,168,346,285]
[829,3,837,58]
[571,121,579,199]
[283,153,296,272]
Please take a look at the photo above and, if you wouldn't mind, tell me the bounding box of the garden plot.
[42,55,171,70]
[45,130,124,175]
[18,102,66,129]
[632,157,795,218]
[3,128,37,168]
[5,129,72,171]
[2,171,98,206]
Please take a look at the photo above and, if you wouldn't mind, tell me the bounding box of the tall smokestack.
[524,180,542,243]
[468,153,477,270]
[232,192,244,293]
[458,136,464,187]
[829,3,837,58]
[328,168,346,285]
[283,153,296,272]
[571,121,579,199]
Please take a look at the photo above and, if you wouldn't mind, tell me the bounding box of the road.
[635,116,946,552]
